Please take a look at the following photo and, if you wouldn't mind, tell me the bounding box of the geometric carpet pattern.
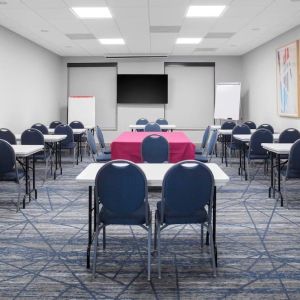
[0,156,300,299]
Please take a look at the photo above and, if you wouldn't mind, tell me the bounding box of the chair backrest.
[0,128,16,145]
[49,121,62,129]
[249,129,273,156]
[69,121,84,129]
[156,118,168,125]
[31,123,48,134]
[257,124,274,133]
[86,130,98,157]
[279,128,300,143]
[96,125,106,149]
[286,139,300,178]
[206,129,218,157]
[54,124,74,145]
[136,118,149,125]
[21,128,44,145]
[145,122,161,132]
[201,126,210,149]
[244,121,256,129]
[0,139,16,174]
[221,120,236,130]
[141,134,169,163]
[95,160,148,218]
[232,124,251,146]
[161,160,214,217]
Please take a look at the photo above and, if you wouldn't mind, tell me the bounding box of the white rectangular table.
[15,134,67,179]
[262,143,292,206]
[129,124,176,131]
[48,128,86,165]
[233,134,280,180]
[76,162,230,269]
[233,133,279,142]
[48,128,86,135]
[12,145,44,209]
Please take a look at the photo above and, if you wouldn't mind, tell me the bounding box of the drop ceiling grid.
[0,0,299,56]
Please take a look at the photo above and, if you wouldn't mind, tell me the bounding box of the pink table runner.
[111,132,195,163]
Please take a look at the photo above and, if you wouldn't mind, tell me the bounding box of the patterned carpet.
[0,155,300,299]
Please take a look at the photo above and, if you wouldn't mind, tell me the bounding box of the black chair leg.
[154,212,157,251]
[103,226,106,251]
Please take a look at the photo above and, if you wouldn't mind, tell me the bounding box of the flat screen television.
[117,74,168,104]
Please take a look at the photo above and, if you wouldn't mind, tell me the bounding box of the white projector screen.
[165,64,215,129]
[68,96,95,127]
[68,66,117,129]
[214,83,241,120]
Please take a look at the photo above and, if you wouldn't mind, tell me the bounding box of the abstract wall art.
[276,41,300,117]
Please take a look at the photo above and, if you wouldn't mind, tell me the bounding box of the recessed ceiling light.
[99,38,125,45]
[176,38,202,44]
[70,7,112,19]
[41,29,49,33]
[187,5,226,17]
[251,27,260,31]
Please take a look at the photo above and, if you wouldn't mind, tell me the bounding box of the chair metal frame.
[92,160,152,280]
[155,160,216,278]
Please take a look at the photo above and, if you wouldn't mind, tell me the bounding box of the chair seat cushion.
[103,146,111,154]
[228,143,239,150]
[195,145,203,154]
[74,135,87,143]
[95,153,111,162]
[281,165,300,179]
[0,169,24,181]
[34,151,50,161]
[195,154,208,163]
[156,201,208,225]
[99,203,150,225]
[61,142,77,149]
[247,151,269,160]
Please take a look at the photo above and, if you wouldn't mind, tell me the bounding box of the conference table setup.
[217,128,275,167]
[48,127,87,165]
[111,131,195,162]
[233,133,280,180]
[15,134,66,180]
[76,162,230,269]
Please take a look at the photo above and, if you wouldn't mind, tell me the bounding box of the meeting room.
[1,0,300,299]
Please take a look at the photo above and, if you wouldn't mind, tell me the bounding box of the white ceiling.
[0,0,300,57]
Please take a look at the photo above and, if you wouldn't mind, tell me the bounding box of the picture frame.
[276,40,300,117]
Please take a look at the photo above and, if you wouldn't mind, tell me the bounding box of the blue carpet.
[0,156,300,299]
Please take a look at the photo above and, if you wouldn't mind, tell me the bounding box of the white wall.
[0,25,64,134]
[242,24,300,132]
[63,56,242,142]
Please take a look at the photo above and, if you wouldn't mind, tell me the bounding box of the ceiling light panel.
[176,38,202,44]
[70,7,112,19]
[99,38,125,45]
[187,6,226,17]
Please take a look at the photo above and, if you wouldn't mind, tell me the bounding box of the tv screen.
[117,74,168,104]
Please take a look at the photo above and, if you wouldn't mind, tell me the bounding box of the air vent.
[150,26,181,33]
[194,48,218,52]
[66,33,95,40]
[205,32,235,39]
